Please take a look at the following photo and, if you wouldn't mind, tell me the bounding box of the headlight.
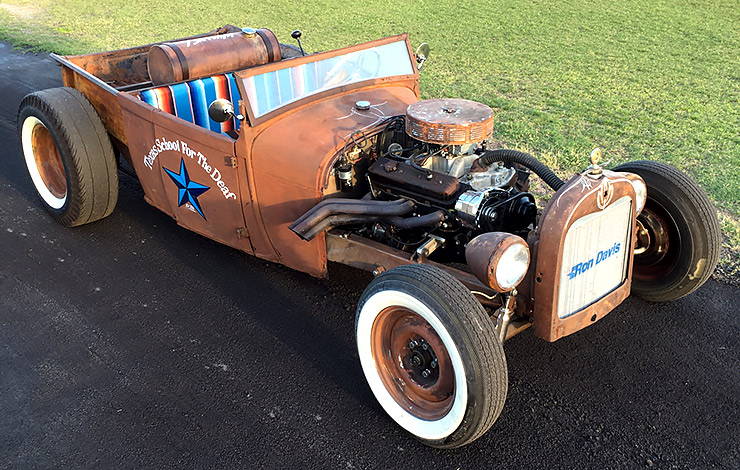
[624,173,647,214]
[495,242,531,290]
[466,232,531,292]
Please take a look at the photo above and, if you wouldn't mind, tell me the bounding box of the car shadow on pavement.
[111,171,377,399]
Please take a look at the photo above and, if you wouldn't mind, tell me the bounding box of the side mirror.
[291,29,306,56]
[415,43,430,71]
[208,99,243,123]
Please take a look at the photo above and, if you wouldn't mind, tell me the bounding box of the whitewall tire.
[355,264,508,448]
[17,87,118,226]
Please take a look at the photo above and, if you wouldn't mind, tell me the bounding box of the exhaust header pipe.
[290,198,414,240]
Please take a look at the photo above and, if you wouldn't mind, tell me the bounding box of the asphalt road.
[0,43,738,470]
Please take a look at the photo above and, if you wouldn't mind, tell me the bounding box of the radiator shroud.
[529,171,638,342]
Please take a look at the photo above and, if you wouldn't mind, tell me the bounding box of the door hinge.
[224,156,238,167]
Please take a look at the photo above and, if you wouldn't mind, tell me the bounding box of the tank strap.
[168,43,190,81]
[255,29,276,62]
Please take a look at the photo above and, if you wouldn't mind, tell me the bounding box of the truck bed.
[51,25,301,146]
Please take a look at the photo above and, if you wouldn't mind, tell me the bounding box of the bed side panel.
[61,67,126,143]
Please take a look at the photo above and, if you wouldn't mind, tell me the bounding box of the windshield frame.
[234,34,418,126]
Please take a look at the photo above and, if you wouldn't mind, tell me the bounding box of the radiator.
[557,196,633,318]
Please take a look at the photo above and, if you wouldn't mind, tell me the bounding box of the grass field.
[1,0,738,277]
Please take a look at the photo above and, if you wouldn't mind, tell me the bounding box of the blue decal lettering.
[567,242,623,280]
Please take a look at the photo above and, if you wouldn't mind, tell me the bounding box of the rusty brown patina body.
[18,24,719,447]
[48,26,641,343]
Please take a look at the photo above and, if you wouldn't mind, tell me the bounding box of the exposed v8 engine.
[293,98,540,260]
[367,99,536,252]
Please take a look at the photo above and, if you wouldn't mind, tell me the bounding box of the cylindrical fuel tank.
[147,29,281,85]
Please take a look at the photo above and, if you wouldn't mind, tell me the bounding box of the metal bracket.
[494,289,517,343]
[413,235,445,262]
[224,156,238,168]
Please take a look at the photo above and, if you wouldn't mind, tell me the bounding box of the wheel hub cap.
[370,306,455,420]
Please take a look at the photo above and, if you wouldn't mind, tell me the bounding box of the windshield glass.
[242,39,414,118]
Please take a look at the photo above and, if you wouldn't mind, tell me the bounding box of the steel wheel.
[17,87,118,226]
[371,305,455,421]
[356,264,507,448]
[633,200,680,282]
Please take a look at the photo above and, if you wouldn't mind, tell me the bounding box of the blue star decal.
[163,158,210,219]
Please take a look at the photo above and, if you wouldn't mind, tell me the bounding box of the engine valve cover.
[405,98,494,145]
[368,156,467,207]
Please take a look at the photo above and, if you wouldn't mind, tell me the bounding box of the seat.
[139,73,242,135]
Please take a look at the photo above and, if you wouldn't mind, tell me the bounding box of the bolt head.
[421,369,430,378]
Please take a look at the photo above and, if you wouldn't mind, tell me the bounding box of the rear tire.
[355,264,507,448]
[614,160,720,301]
[17,87,118,226]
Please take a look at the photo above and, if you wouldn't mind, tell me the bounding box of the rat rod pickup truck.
[17,26,720,448]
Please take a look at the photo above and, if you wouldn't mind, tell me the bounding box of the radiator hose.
[475,149,565,191]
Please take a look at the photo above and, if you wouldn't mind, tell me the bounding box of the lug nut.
[421,369,431,378]
[430,358,438,369]
[408,340,417,349]
[421,342,428,351]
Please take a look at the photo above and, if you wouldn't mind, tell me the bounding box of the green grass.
[1,0,739,274]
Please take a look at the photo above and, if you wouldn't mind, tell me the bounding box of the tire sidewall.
[633,171,704,295]
[18,103,78,221]
[356,268,505,447]
[356,285,469,442]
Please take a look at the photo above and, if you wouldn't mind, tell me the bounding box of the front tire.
[18,87,118,227]
[355,264,507,448]
[614,160,720,301]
